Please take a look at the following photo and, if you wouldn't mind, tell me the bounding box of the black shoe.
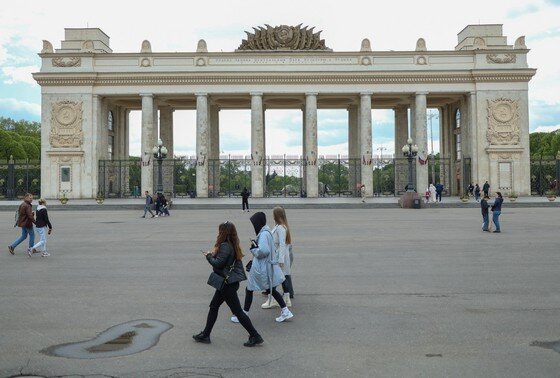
[192,332,211,344]
[482,229,489,232]
[290,294,294,299]
[8,245,14,255]
[141,216,145,218]
[493,230,501,233]
[244,334,264,347]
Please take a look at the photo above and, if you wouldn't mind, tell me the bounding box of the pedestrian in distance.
[429,183,437,203]
[241,187,250,212]
[435,182,444,202]
[262,206,294,308]
[360,184,366,203]
[491,191,503,233]
[29,198,53,257]
[483,181,490,197]
[232,212,294,324]
[141,191,155,218]
[468,183,474,197]
[160,193,170,216]
[8,193,35,256]
[193,221,264,347]
[474,183,481,202]
[480,195,490,232]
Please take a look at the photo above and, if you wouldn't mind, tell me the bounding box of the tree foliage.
[0,117,41,161]
[530,131,560,157]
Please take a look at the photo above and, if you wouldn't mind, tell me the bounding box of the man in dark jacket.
[142,191,155,218]
[483,181,490,197]
[8,193,35,255]
[435,183,444,202]
[481,195,490,231]
[241,187,250,212]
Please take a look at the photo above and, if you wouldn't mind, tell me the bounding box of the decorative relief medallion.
[489,152,521,160]
[486,54,516,64]
[238,24,330,51]
[486,98,520,145]
[50,101,84,148]
[140,57,152,67]
[415,56,427,65]
[52,57,81,67]
[360,56,372,66]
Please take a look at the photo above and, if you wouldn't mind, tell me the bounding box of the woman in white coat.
[262,206,294,308]
[429,183,437,203]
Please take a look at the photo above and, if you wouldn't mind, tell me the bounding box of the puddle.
[41,319,172,359]
[530,340,560,353]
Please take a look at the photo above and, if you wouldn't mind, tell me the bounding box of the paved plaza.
[1,206,559,377]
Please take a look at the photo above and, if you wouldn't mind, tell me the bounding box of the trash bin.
[412,198,421,209]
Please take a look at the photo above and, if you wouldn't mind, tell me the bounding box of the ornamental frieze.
[52,57,81,67]
[50,101,84,148]
[486,54,516,64]
[486,98,520,145]
[237,24,330,51]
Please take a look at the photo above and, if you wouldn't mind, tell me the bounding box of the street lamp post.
[401,138,419,192]
[152,140,168,194]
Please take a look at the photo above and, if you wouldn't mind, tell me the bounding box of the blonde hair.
[273,206,292,244]
[38,198,47,205]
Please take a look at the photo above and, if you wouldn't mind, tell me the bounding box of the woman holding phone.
[193,221,264,347]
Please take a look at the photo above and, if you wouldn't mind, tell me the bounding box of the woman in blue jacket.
[491,191,503,233]
[232,212,294,323]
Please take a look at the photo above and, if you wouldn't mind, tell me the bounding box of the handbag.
[207,272,226,290]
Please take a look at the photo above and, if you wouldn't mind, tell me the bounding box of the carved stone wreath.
[238,24,331,51]
[52,57,81,67]
[486,98,520,145]
[486,54,516,64]
[50,101,84,148]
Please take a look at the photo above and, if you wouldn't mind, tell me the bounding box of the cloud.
[2,65,39,85]
[0,97,41,118]
[529,100,560,129]
[506,3,540,18]
[532,125,560,133]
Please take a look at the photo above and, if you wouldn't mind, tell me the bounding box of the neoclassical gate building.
[33,24,535,199]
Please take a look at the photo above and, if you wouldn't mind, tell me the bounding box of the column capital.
[360,91,373,96]
[469,91,477,96]
[415,91,429,96]
[195,92,208,97]
[139,93,153,98]
[250,92,263,97]
[305,92,318,97]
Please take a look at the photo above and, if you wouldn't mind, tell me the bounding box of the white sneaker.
[41,252,50,257]
[27,248,32,257]
[261,296,279,309]
[275,308,294,322]
[231,310,248,323]
[283,293,292,307]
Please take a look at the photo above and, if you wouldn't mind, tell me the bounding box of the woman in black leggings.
[193,221,264,347]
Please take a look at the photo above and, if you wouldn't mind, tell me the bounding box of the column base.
[398,192,425,209]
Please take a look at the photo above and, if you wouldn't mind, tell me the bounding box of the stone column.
[394,105,409,158]
[209,105,220,193]
[251,92,264,197]
[301,107,307,194]
[160,106,174,195]
[467,91,478,185]
[305,93,318,198]
[195,93,209,197]
[91,95,104,198]
[409,99,416,140]
[141,94,155,196]
[414,92,428,194]
[348,105,359,191]
[123,108,131,195]
[360,92,373,197]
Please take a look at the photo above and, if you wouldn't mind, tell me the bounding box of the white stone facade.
[34,25,535,198]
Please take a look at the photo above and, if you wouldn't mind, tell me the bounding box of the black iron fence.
[530,156,560,195]
[0,159,41,200]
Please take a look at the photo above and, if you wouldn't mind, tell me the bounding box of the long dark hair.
[213,221,244,260]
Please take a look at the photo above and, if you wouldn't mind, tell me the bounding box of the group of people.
[467,181,491,202]
[8,193,53,257]
[194,206,294,347]
[141,191,171,218]
[425,183,445,203]
[480,191,503,232]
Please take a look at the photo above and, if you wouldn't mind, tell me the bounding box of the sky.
[1,0,559,158]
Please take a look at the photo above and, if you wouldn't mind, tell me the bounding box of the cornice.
[32,69,537,86]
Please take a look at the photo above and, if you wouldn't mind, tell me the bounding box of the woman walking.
[263,207,294,308]
[193,221,264,347]
[30,199,53,257]
[232,212,294,323]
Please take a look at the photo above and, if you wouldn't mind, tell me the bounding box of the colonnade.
[133,92,475,198]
